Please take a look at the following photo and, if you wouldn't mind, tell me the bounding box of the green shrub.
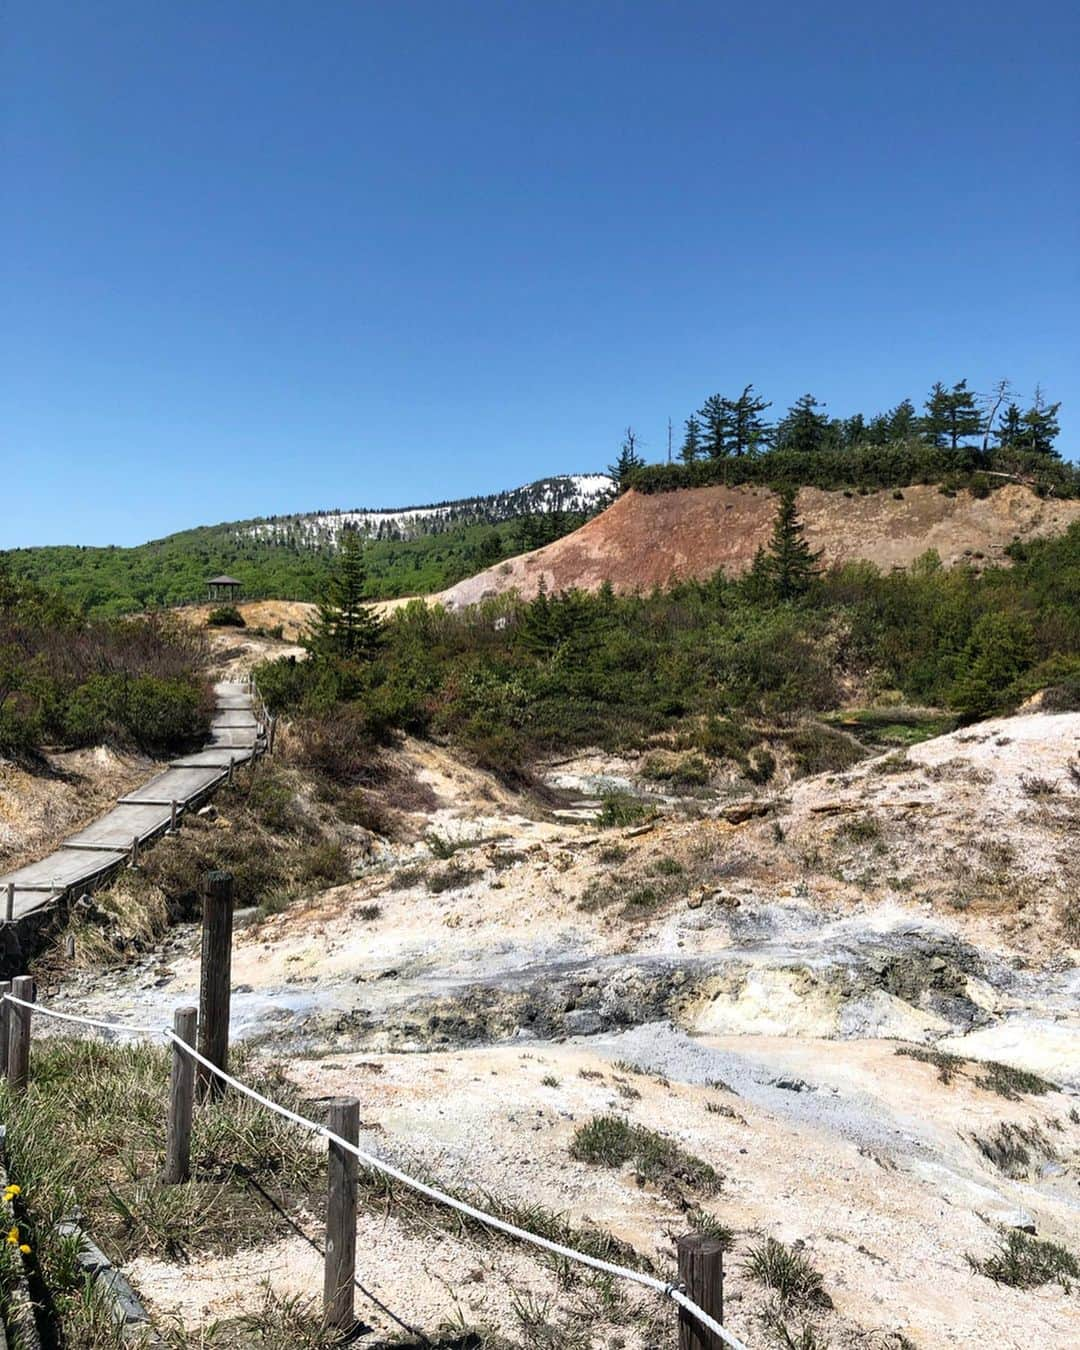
[967,1229,1079,1290]
[207,605,246,628]
[743,1237,831,1308]
[569,1115,720,1193]
[598,792,653,829]
[787,722,865,777]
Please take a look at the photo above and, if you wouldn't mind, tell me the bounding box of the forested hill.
[0,474,614,616]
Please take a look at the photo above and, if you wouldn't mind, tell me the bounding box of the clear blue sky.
[3,1,1077,547]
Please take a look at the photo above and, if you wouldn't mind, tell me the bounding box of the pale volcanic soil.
[52,713,1080,1347]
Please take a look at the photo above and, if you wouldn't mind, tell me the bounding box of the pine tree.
[994,402,1024,448]
[679,415,703,463]
[698,394,734,459]
[730,384,773,454]
[608,428,645,489]
[1020,386,1061,457]
[922,380,982,450]
[763,489,822,599]
[776,394,830,455]
[886,399,918,441]
[306,525,383,661]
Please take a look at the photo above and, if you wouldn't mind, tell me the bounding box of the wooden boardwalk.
[1,681,265,922]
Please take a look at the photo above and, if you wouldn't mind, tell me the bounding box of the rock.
[773,1076,813,1093]
[687,892,704,910]
[721,800,770,824]
[564,1010,604,1036]
[990,1208,1037,1234]
[197,805,217,820]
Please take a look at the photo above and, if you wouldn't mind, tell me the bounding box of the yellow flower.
[5,1227,18,1246]
[18,1244,29,1255]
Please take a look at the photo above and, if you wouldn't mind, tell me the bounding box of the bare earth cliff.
[434,483,1080,607]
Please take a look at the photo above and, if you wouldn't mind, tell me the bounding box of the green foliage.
[206,604,246,627]
[760,490,823,600]
[0,572,211,755]
[305,526,383,662]
[569,1115,721,1193]
[608,427,645,489]
[743,1237,831,1308]
[967,1229,1079,1290]
[251,521,1080,775]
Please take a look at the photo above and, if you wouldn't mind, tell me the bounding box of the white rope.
[2,993,159,1038]
[3,993,749,1349]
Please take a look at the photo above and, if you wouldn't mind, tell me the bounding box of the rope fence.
[0,980,748,1349]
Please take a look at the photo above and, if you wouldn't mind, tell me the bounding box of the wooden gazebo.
[206,575,242,602]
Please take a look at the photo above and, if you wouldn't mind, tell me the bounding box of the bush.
[207,606,246,628]
[569,1116,720,1193]
[967,1229,1079,1290]
[743,1237,831,1308]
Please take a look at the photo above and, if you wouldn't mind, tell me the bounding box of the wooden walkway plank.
[0,680,265,926]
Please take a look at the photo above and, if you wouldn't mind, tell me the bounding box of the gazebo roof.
[207,575,241,585]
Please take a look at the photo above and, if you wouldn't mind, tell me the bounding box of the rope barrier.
[3,992,749,1350]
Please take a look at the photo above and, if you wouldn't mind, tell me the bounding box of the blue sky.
[3,1,1077,547]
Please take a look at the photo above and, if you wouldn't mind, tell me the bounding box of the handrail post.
[676,1234,725,1349]
[8,976,34,1096]
[0,981,10,1076]
[197,870,234,1101]
[164,1006,198,1183]
[4,883,13,923]
[324,1097,359,1333]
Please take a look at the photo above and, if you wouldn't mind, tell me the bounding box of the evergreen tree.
[886,399,918,440]
[679,415,704,463]
[697,394,734,458]
[921,379,982,450]
[1020,387,1061,457]
[730,384,773,454]
[306,525,383,661]
[841,413,866,448]
[776,394,830,455]
[608,428,645,489]
[762,490,822,599]
[994,402,1024,448]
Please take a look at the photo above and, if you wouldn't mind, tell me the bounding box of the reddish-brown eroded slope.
[434,482,1080,607]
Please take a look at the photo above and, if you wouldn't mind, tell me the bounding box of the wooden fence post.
[64,934,76,961]
[4,883,13,923]
[7,976,34,1097]
[0,980,10,1077]
[226,759,234,787]
[676,1234,725,1350]
[324,1097,359,1333]
[129,834,140,869]
[267,716,277,755]
[196,870,234,1101]
[169,800,179,835]
[164,1006,198,1183]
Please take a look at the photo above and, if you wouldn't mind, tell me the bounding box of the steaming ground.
[40,711,1080,1347]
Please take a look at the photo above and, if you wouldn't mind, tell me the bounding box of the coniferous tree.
[608,428,645,489]
[841,413,866,449]
[887,399,918,440]
[306,525,383,661]
[776,394,830,455]
[698,394,734,458]
[762,489,822,599]
[922,380,982,450]
[679,415,704,463]
[994,402,1024,449]
[730,384,773,454]
[1020,387,1061,457]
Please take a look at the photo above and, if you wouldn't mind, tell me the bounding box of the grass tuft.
[966,1229,1079,1290]
[569,1115,720,1194]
